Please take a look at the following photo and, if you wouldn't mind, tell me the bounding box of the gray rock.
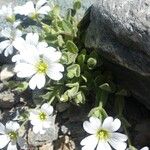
[83,0,150,108]
[0,89,19,109]
[28,115,59,147]
[56,102,70,112]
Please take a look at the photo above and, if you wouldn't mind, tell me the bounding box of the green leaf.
[73,0,81,10]
[61,51,77,65]
[87,57,97,69]
[66,40,78,54]
[57,35,64,47]
[74,91,85,104]
[66,82,79,88]
[114,95,125,115]
[99,83,111,92]
[88,107,108,120]
[67,86,79,97]
[14,82,28,92]
[61,20,72,33]
[60,92,69,102]
[67,64,80,78]
[52,5,60,17]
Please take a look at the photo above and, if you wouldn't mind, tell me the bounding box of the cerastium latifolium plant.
[0,0,149,150]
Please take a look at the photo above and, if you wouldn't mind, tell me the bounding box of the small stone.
[61,125,69,134]
[55,135,75,150]
[28,115,59,147]
[0,90,18,109]
[0,64,15,81]
[39,143,53,150]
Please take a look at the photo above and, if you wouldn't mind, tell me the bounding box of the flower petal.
[111,132,128,142]
[0,40,11,53]
[26,33,39,46]
[42,121,51,128]
[108,138,127,150]
[96,141,112,150]
[37,41,48,50]
[41,103,53,115]
[46,63,64,80]
[37,6,51,15]
[1,28,11,38]
[0,122,5,134]
[83,117,101,134]
[43,49,62,62]
[80,135,98,149]
[29,73,46,89]
[111,118,121,131]
[141,147,149,150]
[4,44,13,57]
[13,37,26,52]
[47,70,63,81]
[6,121,20,132]
[7,141,17,150]
[102,117,113,131]
[15,63,36,78]
[14,1,35,15]
[36,0,47,9]
[0,135,10,149]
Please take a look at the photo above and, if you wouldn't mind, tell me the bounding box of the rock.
[39,143,53,150]
[61,125,69,135]
[0,64,15,81]
[54,135,75,150]
[0,89,19,109]
[56,102,70,112]
[28,115,59,147]
[135,120,150,146]
[83,0,150,108]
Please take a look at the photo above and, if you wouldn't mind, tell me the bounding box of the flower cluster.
[13,32,64,89]
[0,0,149,150]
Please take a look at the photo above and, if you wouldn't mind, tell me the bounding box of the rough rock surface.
[83,0,150,108]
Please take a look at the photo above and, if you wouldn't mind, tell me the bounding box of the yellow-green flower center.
[37,60,48,74]
[8,131,18,140]
[39,112,47,121]
[96,129,109,140]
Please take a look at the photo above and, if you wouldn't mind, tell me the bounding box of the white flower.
[0,4,13,19]
[14,0,51,17]
[0,121,21,150]
[81,116,128,150]
[12,33,64,89]
[0,26,22,57]
[29,103,54,134]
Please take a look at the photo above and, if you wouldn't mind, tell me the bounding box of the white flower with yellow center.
[29,103,54,134]
[81,116,128,150]
[0,121,22,150]
[0,27,22,57]
[0,4,14,21]
[14,0,51,17]
[12,33,64,89]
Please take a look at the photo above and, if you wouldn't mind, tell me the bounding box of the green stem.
[123,122,132,147]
